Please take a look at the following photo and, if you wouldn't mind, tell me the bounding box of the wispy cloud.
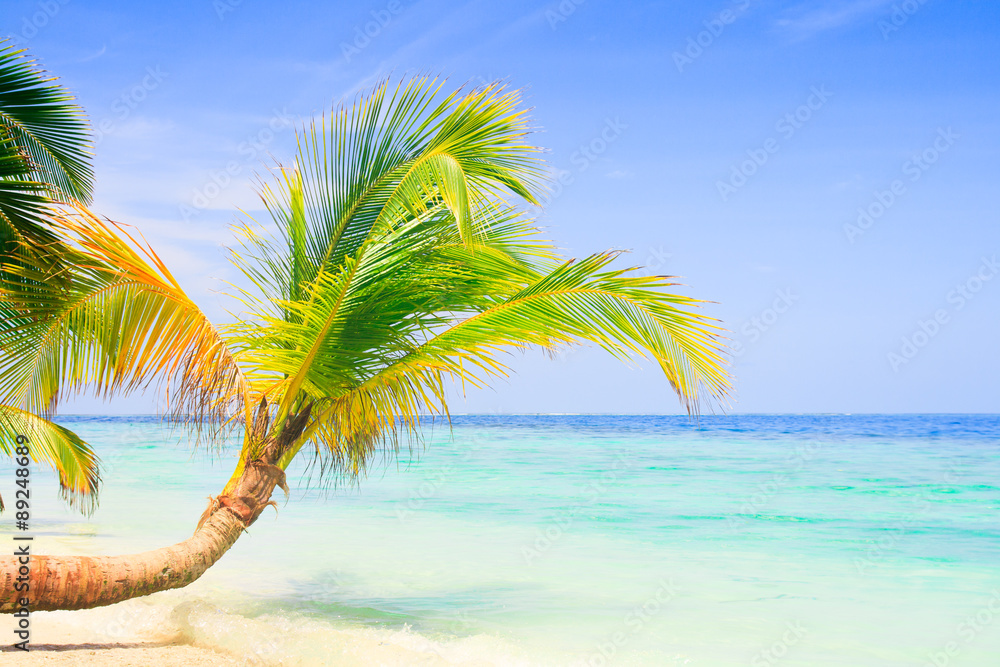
[110,116,175,140]
[776,0,895,40]
[79,45,107,62]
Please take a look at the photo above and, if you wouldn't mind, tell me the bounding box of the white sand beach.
[3,613,242,665]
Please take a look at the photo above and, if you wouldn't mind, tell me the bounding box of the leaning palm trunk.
[0,458,286,613]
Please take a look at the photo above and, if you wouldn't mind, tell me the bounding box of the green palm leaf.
[0,207,253,435]
[0,42,98,516]
[253,78,543,302]
[227,79,730,484]
[0,134,54,249]
[0,75,730,498]
[0,404,100,513]
[0,39,93,205]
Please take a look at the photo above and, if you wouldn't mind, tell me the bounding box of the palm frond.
[0,404,100,514]
[251,77,544,304]
[0,206,253,440]
[0,39,93,204]
[277,253,729,475]
[226,78,731,484]
[0,134,55,249]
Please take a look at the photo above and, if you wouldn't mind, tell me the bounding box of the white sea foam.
[43,595,542,666]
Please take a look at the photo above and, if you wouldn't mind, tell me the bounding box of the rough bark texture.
[0,460,287,613]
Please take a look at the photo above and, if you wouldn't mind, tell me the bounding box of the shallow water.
[5,415,1000,665]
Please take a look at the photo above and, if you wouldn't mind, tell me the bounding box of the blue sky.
[4,0,999,414]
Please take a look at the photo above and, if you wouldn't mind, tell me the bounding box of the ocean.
[5,414,999,665]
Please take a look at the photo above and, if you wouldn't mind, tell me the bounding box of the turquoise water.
[5,414,1000,665]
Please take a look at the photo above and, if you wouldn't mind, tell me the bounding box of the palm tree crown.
[1,77,730,502]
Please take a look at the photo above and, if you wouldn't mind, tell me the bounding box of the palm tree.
[0,78,729,613]
[0,38,93,244]
[0,39,100,514]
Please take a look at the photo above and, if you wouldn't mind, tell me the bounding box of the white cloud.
[776,0,894,40]
[109,116,175,141]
